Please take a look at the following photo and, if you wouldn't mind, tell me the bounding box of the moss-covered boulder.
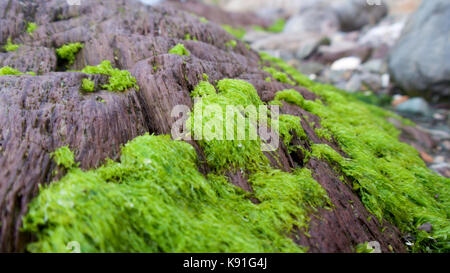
[0,0,448,253]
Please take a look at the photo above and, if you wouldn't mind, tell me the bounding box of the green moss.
[272,89,305,108]
[190,80,216,98]
[314,127,333,142]
[3,37,20,52]
[355,242,374,253]
[168,43,190,57]
[262,52,450,252]
[253,18,286,33]
[225,40,237,49]
[184,33,197,41]
[278,114,307,151]
[26,22,38,34]
[199,17,208,23]
[188,79,269,173]
[51,146,76,169]
[221,24,246,40]
[23,133,330,253]
[56,43,84,66]
[81,60,138,92]
[202,73,209,81]
[0,66,24,75]
[81,78,95,92]
[263,67,296,85]
[0,66,35,76]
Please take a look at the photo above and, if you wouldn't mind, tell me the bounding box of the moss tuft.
[56,43,84,66]
[81,60,138,92]
[272,89,305,108]
[51,146,76,169]
[81,78,95,92]
[3,37,20,52]
[0,66,35,75]
[0,66,24,75]
[263,67,296,85]
[26,22,38,34]
[169,43,190,57]
[225,40,237,49]
[221,24,246,40]
[253,18,286,33]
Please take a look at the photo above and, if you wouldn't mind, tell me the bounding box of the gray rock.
[431,163,450,178]
[332,0,388,31]
[297,62,326,75]
[331,56,361,71]
[363,59,386,74]
[360,72,383,91]
[346,74,362,92]
[395,97,432,117]
[388,0,450,101]
[283,6,340,36]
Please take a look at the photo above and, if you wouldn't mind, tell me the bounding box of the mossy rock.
[0,0,448,253]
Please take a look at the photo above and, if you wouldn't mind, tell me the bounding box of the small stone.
[297,62,325,75]
[419,151,434,164]
[392,95,409,107]
[435,156,445,164]
[395,97,432,117]
[433,113,445,120]
[362,59,385,74]
[331,56,361,71]
[346,74,362,92]
[418,223,433,233]
[381,74,390,88]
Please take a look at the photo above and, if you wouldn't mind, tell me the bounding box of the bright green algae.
[3,37,20,52]
[263,67,296,85]
[262,52,450,252]
[81,60,138,92]
[253,19,286,33]
[23,134,329,253]
[221,24,246,40]
[169,43,190,57]
[51,146,76,169]
[81,78,95,92]
[0,66,36,75]
[187,79,270,173]
[26,22,38,34]
[56,43,84,66]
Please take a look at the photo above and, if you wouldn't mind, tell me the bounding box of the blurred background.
[146,0,449,177]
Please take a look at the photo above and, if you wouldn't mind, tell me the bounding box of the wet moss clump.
[56,43,84,66]
[221,24,246,40]
[225,40,237,49]
[51,146,76,169]
[253,19,286,33]
[262,52,450,253]
[26,22,38,34]
[187,79,270,173]
[81,60,138,92]
[263,67,296,85]
[81,78,95,92]
[169,43,190,57]
[23,134,329,253]
[0,66,35,75]
[3,37,20,52]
